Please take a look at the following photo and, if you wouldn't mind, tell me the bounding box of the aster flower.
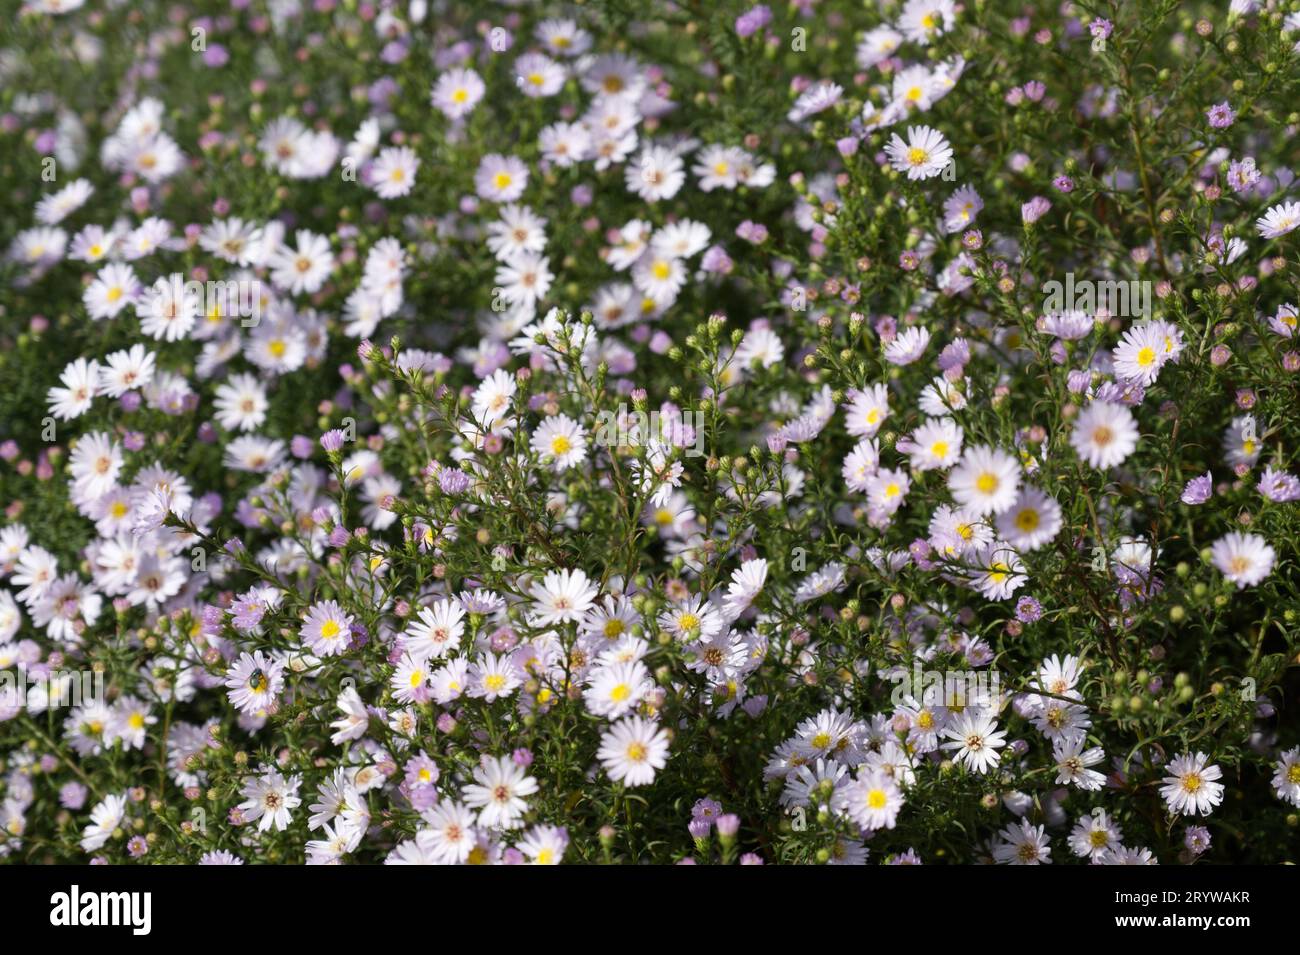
[463,755,539,829]
[941,710,1006,774]
[1272,747,1300,808]
[1181,471,1213,505]
[239,769,303,832]
[1160,752,1225,816]
[1070,400,1139,469]
[597,716,671,787]
[948,444,1021,516]
[1210,531,1275,589]
[1256,200,1300,238]
[884,125,954,180]
[528,568,598,626]
[992,819,1051,865]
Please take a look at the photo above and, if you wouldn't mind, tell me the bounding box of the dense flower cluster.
[1,0,1298,865]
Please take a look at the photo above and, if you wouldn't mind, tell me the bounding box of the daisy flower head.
[431,67,485,120]
[1112,322,1169,386]
[518,824,570,865]
[402,598,466,660]
[883,325,932,365]
[1069,809,1122,861]
[225,650,285,715]
[515,51,566,98]
[967,541,1028,601]
[369,146,419,199]
[537,18,591,58]
[1099,846,1158,865]
[857,25,903,68]
[530,413,588,471]
[866,467,911,518]
[239,769,303,832]
[584,660,654,719]
[658,593,724,643]
[390,653,431,705]
[904,417,963,471]
[475,153,529,203]
[992,819,1051,865]
[885,125,954,180]
[948,444,1021,516]
[1206,100,1235,128]
[84,262,139,320]
[834,770,905,831]
[1070,400,1139,469]
[463,754,539,829]
[528,568,598,626]
[468,652,524,703]
[626,144,686,202]
[1210,531,1275,589]
[994,486,1062,552]
[943,184,984,233]
[844,383,891,438]
[1160,752,1225,817]
[927,504,991,559]
[68,431,123,501]
[80,792,129,852]
[1256,200,1300,239]
[213,372,269,432]
[1268,303,1298,338]
[842,438,880,492]
[941,709,1006,774]
[270,229,335,295]
[1272,747,1300,808]
[597,716,671,787]
[1223,415,1261,468]
[787,81,843,123]
[898,0,957,45]
[35,178,93,225]
[471,367,518,433]
[722,557,768,619]
[47,357,100,421]
[300,600,354,657]
[794,562,847,604]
